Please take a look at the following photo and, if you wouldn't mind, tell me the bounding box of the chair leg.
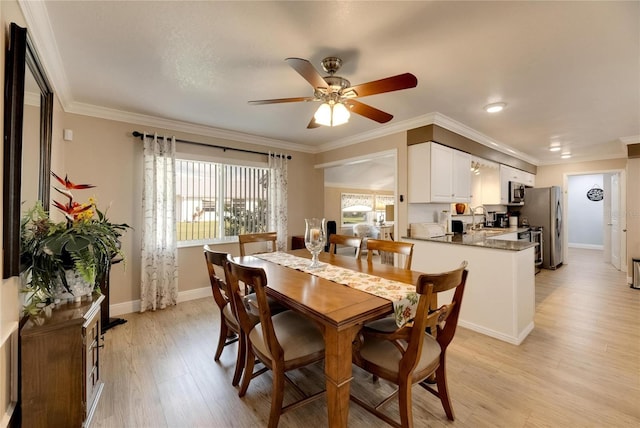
[268,367,285,428]
[239,346,256,397]
[232,332,246,386]
[214,321,228,361]
[435,360,455,421]
[397,379,413,428]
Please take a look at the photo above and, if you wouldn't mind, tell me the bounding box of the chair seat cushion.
[358,332,441,377]
[222,304,240,330]
[249,310,325,362]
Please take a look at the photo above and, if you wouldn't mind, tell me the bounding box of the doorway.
[564,170,626,271]
[318,150,397,237]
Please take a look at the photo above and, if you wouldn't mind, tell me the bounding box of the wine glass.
[304,218,326,269]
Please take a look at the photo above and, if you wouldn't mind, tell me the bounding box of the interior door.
[610,173,621,270]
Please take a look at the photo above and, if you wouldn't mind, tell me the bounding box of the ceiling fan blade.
[346,99,393,123]
[307,116,321,129]
[285,57,328,89]
[248,96,315,105]
[348,73,418,98]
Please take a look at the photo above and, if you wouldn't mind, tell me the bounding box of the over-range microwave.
[508,181,530,205]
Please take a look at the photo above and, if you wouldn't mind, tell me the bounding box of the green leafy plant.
[20,172,130,315]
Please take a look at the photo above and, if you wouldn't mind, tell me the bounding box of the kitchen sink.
[465,228,507,238]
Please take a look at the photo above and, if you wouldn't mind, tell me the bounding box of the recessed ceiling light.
[484,102,506,113]
[561,153,571,159]
[549,147,561,152]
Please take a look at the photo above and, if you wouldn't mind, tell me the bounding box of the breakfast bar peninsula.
[405,228,537,345]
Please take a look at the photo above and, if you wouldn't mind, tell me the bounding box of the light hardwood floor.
[92,248,640,427]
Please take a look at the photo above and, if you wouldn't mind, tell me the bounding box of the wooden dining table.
[234,249,423,428]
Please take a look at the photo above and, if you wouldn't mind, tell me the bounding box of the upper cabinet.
[470,161,501,206]
[499,164,536,204]
[408,142,472,203]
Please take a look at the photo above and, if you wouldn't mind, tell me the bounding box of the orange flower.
[51,171,95,190]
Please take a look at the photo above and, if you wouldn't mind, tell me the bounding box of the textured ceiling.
[21,1,640,166]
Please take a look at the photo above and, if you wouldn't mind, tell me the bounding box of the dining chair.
[203,246,257,386]
[351,261,468,428]
[328,234,362,258]
[365,239,415,270]
[223,257,326,428]
[238,232,278,256]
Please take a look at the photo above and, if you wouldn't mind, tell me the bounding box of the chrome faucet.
[470,206,487,230]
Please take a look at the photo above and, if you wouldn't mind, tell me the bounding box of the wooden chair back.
[203,245,230,311]
[238,232,278,256]
[328,234,362,258]
[224,258,284,362]
[352,261,468,426]
[365,239,415,270]
[415,261,468,355]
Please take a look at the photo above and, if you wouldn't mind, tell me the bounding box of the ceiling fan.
[248,57,418,128]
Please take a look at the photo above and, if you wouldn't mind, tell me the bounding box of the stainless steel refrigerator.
[521,186,563,269]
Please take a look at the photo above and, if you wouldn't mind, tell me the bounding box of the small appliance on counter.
[485,211,496,227]
[451,220,464,234]
[495,212,509,228]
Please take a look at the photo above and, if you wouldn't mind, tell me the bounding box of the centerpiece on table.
[20,172,130,316]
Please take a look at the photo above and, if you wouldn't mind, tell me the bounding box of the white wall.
[567,174,603,248]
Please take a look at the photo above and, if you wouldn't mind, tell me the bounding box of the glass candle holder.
[304,218,326,269]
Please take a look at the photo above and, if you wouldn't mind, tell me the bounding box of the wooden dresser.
[20,294,105,428]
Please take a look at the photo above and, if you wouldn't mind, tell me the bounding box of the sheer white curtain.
[268,153,288,251]
[140,133,178,312]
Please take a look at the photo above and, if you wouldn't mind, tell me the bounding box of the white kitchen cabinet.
[499,164,536,204]
[452,149,472,202]
[408,142,471,203]
[470,162,501,206]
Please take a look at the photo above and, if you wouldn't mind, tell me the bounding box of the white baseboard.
[457,320,533,345]
[567,243,604,250]
[110,287,212,317]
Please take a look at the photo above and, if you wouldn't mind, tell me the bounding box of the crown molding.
[430,112,540,165]
[315,149,396,169]
[65,101,315,154]
[19,0,72,110]
[536,151,628,166]
[316,111,541,165]
[18,0,542,164]
[316,113,438,153]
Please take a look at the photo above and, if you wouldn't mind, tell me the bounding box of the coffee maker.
[485,211,496,227]
[495,212,509,228]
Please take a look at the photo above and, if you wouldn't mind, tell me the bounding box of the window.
[341,193,394,227]
[176,159,269,242]
[374,195,394,223]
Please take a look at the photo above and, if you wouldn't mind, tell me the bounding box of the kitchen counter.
[406,229,536,345]
[403,227,537,251]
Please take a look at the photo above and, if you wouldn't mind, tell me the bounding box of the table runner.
[254,252,419,327]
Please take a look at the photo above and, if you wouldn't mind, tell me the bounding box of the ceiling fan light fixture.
[314,103,332,126]
[314,102,350,127]
[484,102,506,113]
[332,102,350,126]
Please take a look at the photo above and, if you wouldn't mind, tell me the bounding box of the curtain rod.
[132,131,292,160]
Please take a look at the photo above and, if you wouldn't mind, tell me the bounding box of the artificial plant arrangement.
[20,172,130,316]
